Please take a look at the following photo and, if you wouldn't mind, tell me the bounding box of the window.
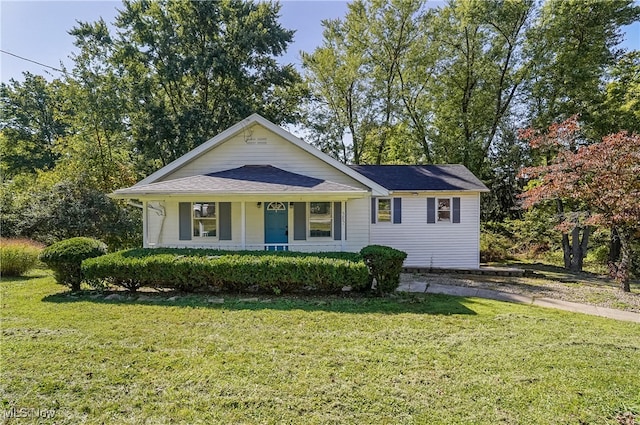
[309,202,332,237]
[193,202,216,237]
[437,198,450,222]
[377,198,391,222]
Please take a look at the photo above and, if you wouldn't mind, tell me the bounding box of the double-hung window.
[309,202,332,237]
[377,198,392,222]
[427,197,460,224]
[437,198,451,222]
[193,202,217,237]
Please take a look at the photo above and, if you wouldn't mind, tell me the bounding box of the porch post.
[241,201,246,249]
[142,200,148,248]
[341,200,346,251]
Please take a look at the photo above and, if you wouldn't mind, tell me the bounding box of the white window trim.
[192,201,219,239]
[437,197,452,223]
[376,198,393,224]
[307,201,333,239]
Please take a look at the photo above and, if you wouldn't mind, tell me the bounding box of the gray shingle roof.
[348,165,489,191]
[113,165,366,195]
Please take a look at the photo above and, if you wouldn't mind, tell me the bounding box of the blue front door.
[264,202,288,249]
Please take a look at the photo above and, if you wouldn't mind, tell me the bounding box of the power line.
[1,49,64,73]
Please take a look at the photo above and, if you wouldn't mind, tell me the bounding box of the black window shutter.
[371,198,376,224]
[179,202,192,240]
[219,202,232,240]
[452,197,461,223]
[427,197,436,223]
[393,198,402,224]
[333,202,342,240]
[293,202,306,240]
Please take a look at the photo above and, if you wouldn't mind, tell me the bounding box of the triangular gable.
[136,114,389,196]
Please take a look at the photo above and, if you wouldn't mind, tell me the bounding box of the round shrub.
[360,245,407,295]
[39,237,107,291]
[0,238,44,277]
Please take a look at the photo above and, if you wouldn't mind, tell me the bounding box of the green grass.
[2,272,639,424]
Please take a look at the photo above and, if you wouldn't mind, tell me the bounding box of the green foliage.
[82,249,369,294]
[79,0,306,171]
[593,51,640,137]
[525,0,640,130]
[0,238,44,276]
[479,229,513,263]
[0,73,69,178]
[303,0,535,174]
[359,245,407,294]
[40,237,107,291]
[2,178,141,249]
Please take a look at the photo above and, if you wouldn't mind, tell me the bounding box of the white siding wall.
[159,201,243,248]
[153,199,371,252]
[345,197,370,252]
[145,193,481,268]
[245,202,264,246]
[370,193,481,268]
[162,125,368,189]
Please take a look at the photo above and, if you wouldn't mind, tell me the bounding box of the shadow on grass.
[41,291,477,316]
[1,270,51,282]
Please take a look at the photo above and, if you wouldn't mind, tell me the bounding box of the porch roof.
[111,165,367,198]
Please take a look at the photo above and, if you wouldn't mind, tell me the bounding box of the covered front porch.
[112,165,370,252]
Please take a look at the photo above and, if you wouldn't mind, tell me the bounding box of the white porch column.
[341,200,346,251]
[241,201,246,249]
[142,200,148,248]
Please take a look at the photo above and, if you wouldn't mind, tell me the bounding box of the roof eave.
[387,186,490,194]
[110,190,370,199]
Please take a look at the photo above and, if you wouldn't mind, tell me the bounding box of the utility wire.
[1,49,64,73]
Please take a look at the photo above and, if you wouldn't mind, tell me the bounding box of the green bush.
[82,249,369,294]
[40,237,107,291]
[0,238,44,276]
[480,230,513,263]
[359,245,407,295]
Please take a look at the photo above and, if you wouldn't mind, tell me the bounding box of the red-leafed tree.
[519,116,592,273]
[520,119,640,291]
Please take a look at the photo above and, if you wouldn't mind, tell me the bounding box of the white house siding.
[161,125,368,190]
[157,201,243,248]
[149,198,371,252]
[345,197,371,252]
[370,193,481,268]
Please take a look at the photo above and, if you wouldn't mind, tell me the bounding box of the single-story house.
[111,114,489,268]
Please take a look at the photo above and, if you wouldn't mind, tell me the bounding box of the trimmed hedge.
[82,249,369,294]
[360,245,407,294]
[40,237,108,291]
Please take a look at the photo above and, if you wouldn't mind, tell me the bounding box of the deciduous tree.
[520,120,640,290]
[106,0,305,172]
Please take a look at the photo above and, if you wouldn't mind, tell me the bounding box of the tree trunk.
[569,225,590,272]
[608,227,621,264]
[557,199,572,269]
[615,230,631,292]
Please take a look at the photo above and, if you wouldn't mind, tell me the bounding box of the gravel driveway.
[400,273,640,313]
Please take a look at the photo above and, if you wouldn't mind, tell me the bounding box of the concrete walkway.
[397,281,640,323]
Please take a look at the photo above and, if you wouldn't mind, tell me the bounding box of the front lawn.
[1,272,639,424]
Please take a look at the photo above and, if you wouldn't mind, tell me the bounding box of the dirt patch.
[401,272,640,313]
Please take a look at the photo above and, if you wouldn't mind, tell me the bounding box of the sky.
[0,0,352,82]
[1,0,639,83]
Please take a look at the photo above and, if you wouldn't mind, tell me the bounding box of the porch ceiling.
[111,165,368,198]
